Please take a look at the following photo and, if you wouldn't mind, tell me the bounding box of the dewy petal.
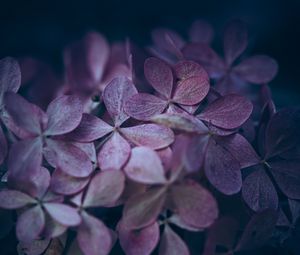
[124,146,167,185]
[43,202,81,226]
[103,77,138,126]
[77,211,112,255]
[121,124,174,150]
[198,94,253,129]
[83,171,125,208]
[189,20,214,44]
[124,93,167,121]
[122,187,166,229]
[0,57,21,95]
[205,139,242,195]
[16,205,45,243]
[45,95,83,136]
[144,57,173,98]
[0,125,7,164]
[66,113,113,142]
[97,132,130,171]
[0,190,36,209]
[234,55,278,84]
[173,76,210,105]
[118,221,160,255]
[242,168,278,212]
[174,60,209,80]
[223,20,248,65]
[159,224,189,255]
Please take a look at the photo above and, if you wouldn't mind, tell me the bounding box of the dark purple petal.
[121,124,174,150]
[205,139,242,195]
[198,94,253,129]
[118,221,159,255]
[223,20,248,65]
[0,190,36,209]
[125,93,167,121]
[0,57,21,94]
[174,60,209,80]
[0,125,7,164]
[43,214,67,239]
[16,205,45,243]
[189,20,214,44]
[45,95,83,136]
[234,55,278,84]
[83,171,125,207]
[170,180,218,228]
[242,168,278,211]
[124,146,167,184]
[29,166,51,199]
[97,132,130,171]
[103,77,138,126]
[289,199,300,224]
[17,239,50,255]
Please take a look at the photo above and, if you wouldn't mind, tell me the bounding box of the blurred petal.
[43,214,67,239]
[0,57,21,95]
[17,239,50,255]
[0,190,36,209]
[0,125,7,164]
[168,215,202,232]
[189,20,214,44]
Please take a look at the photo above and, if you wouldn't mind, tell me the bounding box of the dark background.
[1,0,299,106]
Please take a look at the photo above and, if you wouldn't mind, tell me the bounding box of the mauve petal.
[0,125,7,164]
[168,215,201,232]
[16,205,45,243]
[124,146,167,185]
[0,190,36,209]
[157,147,173,172]
[242,168,278,212]
[45,95,83,136]
[0,57,21,95]
[223,20,248,65]
[144,57,173,98]
[44,140,93,177]
[43,214,67,239]
[97,132,130,171]
[189,20,214,44]
[29,166,51,199]
[159,224,189,255]
[83,170,125,207]
[234,55,278,84]
[125,93,167,121]
[205,139,242,195]
[66,113,113,142]
[170,180,218,229]
[103,77,138,126]
[77,211,112,255]
[121,124,174,150]
[73,142,97,163]
[118,221,159,255]
[198,94,253,129]
[174,60,209,80]
[122,187,167,229]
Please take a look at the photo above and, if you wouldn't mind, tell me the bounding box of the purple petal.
[97,132,130,171]
[205,139,242,195]
[289,199,300,224]
[157,147,173,172]
[83,170,125,207]
[16,205,45,243]
[159,224,189,255]
[223,20,248,65]
[234,55,278,84]
[144,57,173,98]
[198,94,253,129]
[0,57,21,94]
[77,211,112,255]
[73,142,97,163]
[44,202,81,226]
[118,221,159,255]
[124,146,167,184]
[125,93,167,121]
[189,20,214,44]
[17,239,50,255]
[168,214,202,232]
[0,190,36,209]
[29,166,51,199]
[103,77,138,126]
[121,124,174,150]
[43,215,67,239]
[0,125,7,164]
[45,95,83,136]
[173,60,209,80]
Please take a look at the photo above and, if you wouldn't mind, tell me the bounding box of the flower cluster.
[0,19,299,255]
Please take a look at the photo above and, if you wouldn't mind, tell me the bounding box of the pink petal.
[223,20,248,65]
[0,57,21,94]
[77,211,112,255]
[97,132,130,171]
[16,205,45,243]
[159,224,189,255]
[66,113,113,142]
[122,187,166,229]
[44,202,81,226]
[103,77,138,126]
[125,93,167,121]
[83,171,125,207]
[0,125,7,164]
[121,124,174,150]
[205,139,242,195]
[198,94,253,129]
[174,60,209,80]
[173,76,210,105]
[170,180,218,228]
[144,57,173,98]
[124,146,167,184]
[0,190,36,209]
[118,221,159,255]
[234,55,278,84]
[189,20,214,44]
[45,95,83,136]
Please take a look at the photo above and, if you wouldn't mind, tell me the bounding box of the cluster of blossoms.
[0,19,299,255]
